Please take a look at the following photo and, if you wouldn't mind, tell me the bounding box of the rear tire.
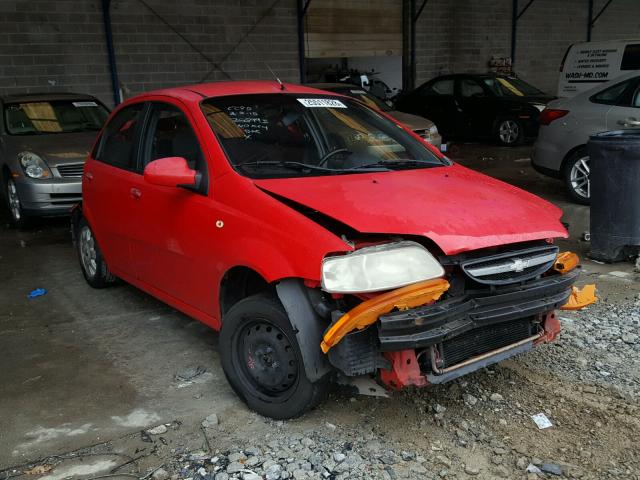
[563,147,590,205]
[77,217,117,288]
[495,118,523,146]
[219,293,329,419]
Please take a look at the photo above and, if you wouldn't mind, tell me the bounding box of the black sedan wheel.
[496,118,523,146]
[219,293,329,419]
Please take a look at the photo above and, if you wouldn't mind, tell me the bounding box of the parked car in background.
[73,81,590,419]
[1,93,109,226]
[533,71,640,204]
[395,73,554,146]
[558,39,640,98]
[308,83,442,148]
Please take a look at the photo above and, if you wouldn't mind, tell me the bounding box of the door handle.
[619,118,640,127]
[84,172,93,181]
[130,187,142,199]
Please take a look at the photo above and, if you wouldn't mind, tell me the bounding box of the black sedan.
[395,74,554,146]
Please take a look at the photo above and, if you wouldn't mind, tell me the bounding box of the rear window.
[621,44,640,70]
[4,100,109,135]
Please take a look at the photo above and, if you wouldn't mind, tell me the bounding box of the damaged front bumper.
[325,266,591,391]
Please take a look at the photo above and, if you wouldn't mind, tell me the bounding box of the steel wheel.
[569,155,590,200]
[237,319,299,399]
[6,178,22,222]
[498,119,520,145]
[79,225,98,278]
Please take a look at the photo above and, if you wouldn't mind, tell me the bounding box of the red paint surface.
[83,81,568,331]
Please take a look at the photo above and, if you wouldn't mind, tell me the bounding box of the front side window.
[460,79,486,98]
[144,104,204,170]
[4,100,109,135]
[201,94,445,179]
[97,104,144,170]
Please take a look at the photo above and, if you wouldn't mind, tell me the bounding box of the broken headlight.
[321,241,444,294]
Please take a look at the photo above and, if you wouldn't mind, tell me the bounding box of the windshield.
[337,88,392,112]
[201,94,444,179]
[4,100,109,135]
[482,77,545,97]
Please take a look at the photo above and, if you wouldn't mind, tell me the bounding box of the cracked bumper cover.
[377,269,578,352]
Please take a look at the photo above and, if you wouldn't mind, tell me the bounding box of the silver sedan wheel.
[570,155,590,199]
[79,226,98,278]
[6,178,22,221]
[499,120,520,144]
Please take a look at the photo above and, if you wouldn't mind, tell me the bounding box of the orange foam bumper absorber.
[561,284,597,310]
[320,278,450,353]
[554,251,580,274]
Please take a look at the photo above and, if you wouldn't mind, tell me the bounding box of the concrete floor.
[0,143,629,469]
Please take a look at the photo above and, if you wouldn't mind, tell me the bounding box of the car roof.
[136,81,335,104]
[1,92,100,103]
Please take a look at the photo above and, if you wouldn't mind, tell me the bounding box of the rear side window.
[143,104,204,170]
[621,44,640,70]
[422,79,454,96]
[97,104,144,170]
[591,79,633,105]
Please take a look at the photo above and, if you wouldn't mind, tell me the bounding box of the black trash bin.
[589,130,640,262]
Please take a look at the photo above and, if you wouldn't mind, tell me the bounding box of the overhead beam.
[588,0,614,41]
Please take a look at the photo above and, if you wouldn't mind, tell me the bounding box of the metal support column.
[406,0,428,93]
[297,0,312,84]
[510,0,535,66]
[588,0,614,41]
[101,0,121,106]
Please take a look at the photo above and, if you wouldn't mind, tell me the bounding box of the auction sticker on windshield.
[297,98,347,108]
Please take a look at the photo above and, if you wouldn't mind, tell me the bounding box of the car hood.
[254,164,567,255]
[5,131,98,166]
[387,110,435,131]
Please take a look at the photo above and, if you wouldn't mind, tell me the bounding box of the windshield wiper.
[238,160,387,174]
[349,159,443,170]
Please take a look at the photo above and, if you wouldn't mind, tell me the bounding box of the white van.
[558,40,640,97]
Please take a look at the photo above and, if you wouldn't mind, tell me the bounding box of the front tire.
[219,293,329,419]
[4,176,29,227]
[563,148,590,205]
[495,118,523,146]
[77,217,117,288]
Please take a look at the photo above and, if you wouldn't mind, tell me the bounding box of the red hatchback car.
[74,81,586,419]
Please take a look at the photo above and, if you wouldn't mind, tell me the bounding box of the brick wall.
[1,0,639,105]
[414,0,640,94]
[0,0,300,107]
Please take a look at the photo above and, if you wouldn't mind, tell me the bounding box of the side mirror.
[143,156,198,188]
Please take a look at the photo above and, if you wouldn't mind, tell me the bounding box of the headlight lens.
[18,151,51,179]
[321,241,445,293]
[429,124,439,134]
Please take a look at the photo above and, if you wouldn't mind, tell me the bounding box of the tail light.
[539,108,569,126]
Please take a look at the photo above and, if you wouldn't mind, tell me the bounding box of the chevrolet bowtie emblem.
[510,258,529,272]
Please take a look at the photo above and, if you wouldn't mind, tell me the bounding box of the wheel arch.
[560,143,588,174]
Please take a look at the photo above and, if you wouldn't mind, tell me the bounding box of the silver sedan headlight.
[18,151,52,179]
[321,241,445,293]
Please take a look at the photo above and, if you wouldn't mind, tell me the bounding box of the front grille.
[414,128,430,139]
[461,244,558,285]
[56,163,84,178]
[440,318,535,368]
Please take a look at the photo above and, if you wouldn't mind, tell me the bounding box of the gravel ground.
[3,273,640,480]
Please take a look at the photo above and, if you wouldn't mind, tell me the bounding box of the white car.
[532,71,640,204]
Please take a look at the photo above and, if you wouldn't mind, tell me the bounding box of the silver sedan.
[1,93,109,225]
[532,71,640,204]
